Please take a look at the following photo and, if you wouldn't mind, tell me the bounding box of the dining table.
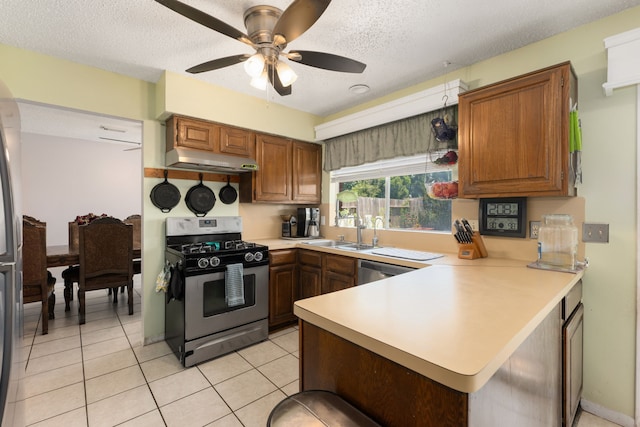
[46,244,142,268]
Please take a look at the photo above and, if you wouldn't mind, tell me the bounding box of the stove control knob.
[244,252,255,262]
[197,258,209,269]
[254,252,264,262]
[209,257,220,267]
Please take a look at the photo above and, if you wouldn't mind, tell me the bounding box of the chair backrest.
[79,217,133,287]
[22,216,47,302]
[124,214,141,248]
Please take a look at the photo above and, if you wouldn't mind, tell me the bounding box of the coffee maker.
[297,207,320,237]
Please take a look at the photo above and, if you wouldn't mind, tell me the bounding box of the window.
[331,154,456,232]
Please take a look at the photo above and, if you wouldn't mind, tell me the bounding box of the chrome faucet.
[356,221,366,246]
[372,217,383,247]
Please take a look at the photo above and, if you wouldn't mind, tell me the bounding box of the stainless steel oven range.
[164,216,269,367]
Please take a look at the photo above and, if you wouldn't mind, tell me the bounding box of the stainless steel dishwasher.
[357,259,415,285]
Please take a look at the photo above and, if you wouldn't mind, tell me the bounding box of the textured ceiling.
[1,0,639,119]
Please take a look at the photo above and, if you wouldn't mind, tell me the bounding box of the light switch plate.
[582,223,609,243]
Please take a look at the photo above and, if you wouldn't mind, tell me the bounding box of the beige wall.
[1,4,639,419]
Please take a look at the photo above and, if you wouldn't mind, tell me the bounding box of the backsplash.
[240,197,586,263]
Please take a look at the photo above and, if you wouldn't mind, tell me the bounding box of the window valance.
[323,105,457,172]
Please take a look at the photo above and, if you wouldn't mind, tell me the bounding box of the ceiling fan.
[155,0,366,96]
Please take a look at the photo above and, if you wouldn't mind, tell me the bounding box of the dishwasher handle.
[358,259,415,277]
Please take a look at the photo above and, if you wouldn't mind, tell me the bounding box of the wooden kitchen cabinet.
[322,254,357,294]
[458,62,577,198]
[166,115,218,151]
[240,136,321,204]
[292,141,322,203]
[298,249,322,299]
[269,249,298,330]
[219,125,255,157]
[165,115,255,158]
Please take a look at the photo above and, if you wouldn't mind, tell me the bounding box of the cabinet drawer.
[299,249,322,267]
[270,249,297,266]
[324,254,356,275]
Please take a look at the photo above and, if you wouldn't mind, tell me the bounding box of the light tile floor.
[18,280,298,426]
[18,280,621,426]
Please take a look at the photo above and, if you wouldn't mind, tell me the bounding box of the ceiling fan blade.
[272,0,331,47]
[155,0,253,46]
[186,54,250,74]
[288,50,366,73]
[268,64,292,96]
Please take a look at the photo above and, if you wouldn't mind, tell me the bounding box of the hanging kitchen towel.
[225,263,245,307]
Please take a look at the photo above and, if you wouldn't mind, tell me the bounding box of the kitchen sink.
[302,240,375,251]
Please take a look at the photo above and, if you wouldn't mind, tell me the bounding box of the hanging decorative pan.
[150,169,181,213]
[185,173,216,217]
[219,175,238,205]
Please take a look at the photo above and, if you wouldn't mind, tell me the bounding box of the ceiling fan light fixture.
[250,70,269,91]
[276,61,298,87]
[244,53,266,78]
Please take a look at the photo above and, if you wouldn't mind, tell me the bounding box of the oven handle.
[194,324,265,352]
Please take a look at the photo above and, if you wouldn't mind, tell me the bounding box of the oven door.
[183,264,268,341]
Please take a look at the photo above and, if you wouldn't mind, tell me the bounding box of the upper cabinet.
[458,62,577,198]
[165,115,255,158]
[240,136,321,204]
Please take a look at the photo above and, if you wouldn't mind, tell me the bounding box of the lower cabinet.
[268,249,298,330]
[299,250,322,299]
[268,248,358,331]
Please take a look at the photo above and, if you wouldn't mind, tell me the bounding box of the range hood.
[166,147,258,173]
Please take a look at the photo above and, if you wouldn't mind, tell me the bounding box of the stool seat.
[267,390,380,427]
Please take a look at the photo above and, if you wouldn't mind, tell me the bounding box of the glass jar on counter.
[538,214,578,269]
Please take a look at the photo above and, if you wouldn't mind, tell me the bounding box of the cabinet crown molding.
[603,27,640,96]
[314,79,468,141]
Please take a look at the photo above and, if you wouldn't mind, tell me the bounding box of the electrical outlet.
[467,220,479,231]
[529,221,541,239]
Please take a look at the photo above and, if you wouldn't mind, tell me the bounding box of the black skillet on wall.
[185,173,216,217]
[150,169,181,213]
[219,175,238,205]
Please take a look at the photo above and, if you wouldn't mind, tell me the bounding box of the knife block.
[457,232,488,260]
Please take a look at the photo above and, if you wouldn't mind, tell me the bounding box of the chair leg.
[64,278,73,312]
[128,281,133,315]
[78,287,86,325]
[48,292,55,319]
[40,299,48,335]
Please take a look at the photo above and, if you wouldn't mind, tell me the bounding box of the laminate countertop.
[292,260,583,393]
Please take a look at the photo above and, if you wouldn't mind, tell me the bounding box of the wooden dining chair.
[22,216,56,334]
[78,216,134,324]
[109,214,141,302]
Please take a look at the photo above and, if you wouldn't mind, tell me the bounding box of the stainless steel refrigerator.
[0,79,23,426]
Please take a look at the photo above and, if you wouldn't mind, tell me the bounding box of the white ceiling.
[1,0,639,121]
[0,0,640,144]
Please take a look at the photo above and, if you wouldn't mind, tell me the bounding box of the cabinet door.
[292,141,321,204]
[269,263,298,328]
[255,134,292,202]
[458,62,576,198]
[175,116,219,151]
[219,126,255,158]
[563,304,583,427]
[299,265,322,299]
[322,271,355,294]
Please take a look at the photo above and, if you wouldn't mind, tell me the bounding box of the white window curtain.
[323,105,457,172]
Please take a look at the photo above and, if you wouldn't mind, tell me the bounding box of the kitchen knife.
[453,220,466,243]
[461,218,474,243]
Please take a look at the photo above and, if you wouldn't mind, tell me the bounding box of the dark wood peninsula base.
[299,321,469,427]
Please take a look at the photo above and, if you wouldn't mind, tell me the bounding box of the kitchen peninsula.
[293,259,583,426]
